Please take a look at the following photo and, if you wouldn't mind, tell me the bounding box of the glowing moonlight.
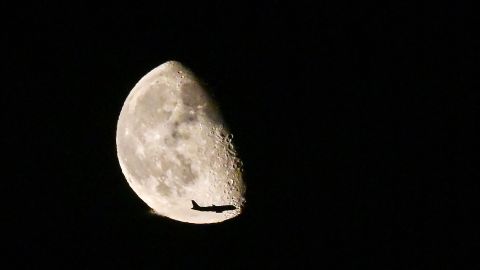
[116,61,246,224]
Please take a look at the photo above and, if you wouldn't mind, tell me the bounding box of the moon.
[116,61,246,224]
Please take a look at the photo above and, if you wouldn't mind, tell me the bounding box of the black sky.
[5,2,479,269]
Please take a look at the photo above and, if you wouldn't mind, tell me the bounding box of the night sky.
[6,2,479,268]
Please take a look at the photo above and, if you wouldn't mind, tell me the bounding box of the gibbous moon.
[116,61,246,224]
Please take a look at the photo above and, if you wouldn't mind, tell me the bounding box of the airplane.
[191,200,236,213]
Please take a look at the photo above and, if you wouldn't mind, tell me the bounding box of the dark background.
[5,2,479,269]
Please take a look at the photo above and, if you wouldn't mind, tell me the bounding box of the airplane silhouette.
[191,200,236,213]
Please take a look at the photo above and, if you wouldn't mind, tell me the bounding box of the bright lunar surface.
[116,61,246,224]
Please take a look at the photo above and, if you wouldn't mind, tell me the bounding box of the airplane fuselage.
[191,200,236,213]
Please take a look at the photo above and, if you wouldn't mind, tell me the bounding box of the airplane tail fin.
[191,200,200,209]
